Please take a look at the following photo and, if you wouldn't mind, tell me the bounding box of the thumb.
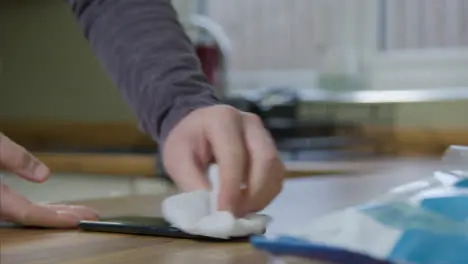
[163,150,211,192]
[0,133,50,182]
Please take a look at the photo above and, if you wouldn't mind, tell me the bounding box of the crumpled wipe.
[162,190,271,239]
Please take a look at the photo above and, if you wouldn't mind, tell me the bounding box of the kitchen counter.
[1,158,442,264]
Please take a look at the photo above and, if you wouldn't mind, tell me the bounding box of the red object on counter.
[195,44,221,89]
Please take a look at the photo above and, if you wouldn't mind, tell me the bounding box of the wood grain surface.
[32,152,373,178]
[3,120,467,156]
[1,195,273,264]
[1,159,443,264]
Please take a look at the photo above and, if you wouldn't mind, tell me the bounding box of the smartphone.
[78,216,251,242]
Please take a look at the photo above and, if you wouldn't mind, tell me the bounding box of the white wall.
[371,0,468,90]
[171,0,197,22]
[205,0,468,91]
[367,49,468,90]
[382,0,468,50]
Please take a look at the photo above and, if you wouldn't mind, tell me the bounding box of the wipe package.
[251,146,468,264]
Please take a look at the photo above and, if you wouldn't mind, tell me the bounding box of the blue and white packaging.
[251,146,468,264]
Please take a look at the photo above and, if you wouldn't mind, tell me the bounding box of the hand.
[163,105,284,216]
[0,133,99,228]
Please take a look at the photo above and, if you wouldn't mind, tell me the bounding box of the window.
[370,0,468,90]
[197,0,468,91]
[379,0,468,51]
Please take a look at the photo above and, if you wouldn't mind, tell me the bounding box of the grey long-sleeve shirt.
[65,0,220,145]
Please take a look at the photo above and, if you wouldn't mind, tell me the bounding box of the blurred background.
[1,0,467,203]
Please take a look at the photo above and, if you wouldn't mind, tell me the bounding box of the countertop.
[1,158,443,264]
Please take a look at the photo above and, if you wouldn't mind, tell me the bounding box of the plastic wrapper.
[251,146,468,264]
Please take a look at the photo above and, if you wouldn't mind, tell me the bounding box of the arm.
[65,0,220,144]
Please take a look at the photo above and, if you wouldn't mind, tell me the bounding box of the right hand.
[163,105,284,217]
[0,133,99,228]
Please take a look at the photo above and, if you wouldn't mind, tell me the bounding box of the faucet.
[185,15,232,100]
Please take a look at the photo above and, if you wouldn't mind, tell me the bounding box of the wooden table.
[32,152,380,178]
[1,158,442,264]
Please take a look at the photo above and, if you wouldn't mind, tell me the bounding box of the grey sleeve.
[65,0,220,145]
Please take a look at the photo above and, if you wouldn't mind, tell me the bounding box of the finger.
[206,107,249,214]
[0,133,50,182]
[240,113,284,215]
[164,146,211,192]
[0,183,93,228]
[44,204,99,221]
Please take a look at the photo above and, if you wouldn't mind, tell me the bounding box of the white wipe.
[161,166,271,239]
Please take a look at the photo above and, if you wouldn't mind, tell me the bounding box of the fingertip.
[217,187,245,216]
[33,164,51,182]
[55,211,82,228]
[71,205,100,220]
[44,204,100,222]
[169,166,211,193]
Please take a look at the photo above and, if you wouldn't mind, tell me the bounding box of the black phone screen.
[78,216,249,242]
